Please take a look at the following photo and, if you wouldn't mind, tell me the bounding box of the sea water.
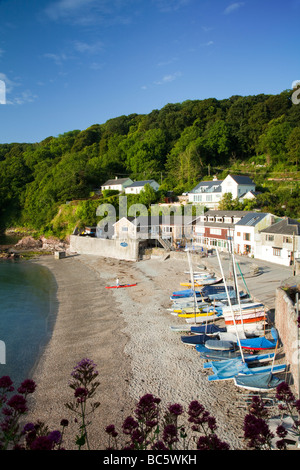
[0,259,57,386]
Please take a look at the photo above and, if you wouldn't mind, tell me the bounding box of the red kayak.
[105,284,137,289]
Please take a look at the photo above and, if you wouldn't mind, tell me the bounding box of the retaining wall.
[69,235,139,261]
[275,287,300,396]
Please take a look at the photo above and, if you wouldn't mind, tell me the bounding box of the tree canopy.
[0,88,299,236]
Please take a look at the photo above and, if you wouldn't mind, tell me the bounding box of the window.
[266,234,274,241]
[206,195,212,202]
[237,232,241,237]
[243,233,250,241]
[210,228,222,235]
[283,236,292,244]
[273,248,281,256]
[122,227,128,231]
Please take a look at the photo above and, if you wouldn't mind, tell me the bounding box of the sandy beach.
[25,252,272,450]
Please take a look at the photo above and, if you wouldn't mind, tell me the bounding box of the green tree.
[286,126,300,167]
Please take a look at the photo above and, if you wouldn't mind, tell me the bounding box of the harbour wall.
[275,287,300,397]
[69,235,139,261]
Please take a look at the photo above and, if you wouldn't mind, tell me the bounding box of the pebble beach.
[25,252,275,450]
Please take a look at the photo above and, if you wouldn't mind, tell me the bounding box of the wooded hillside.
[1,88,300,238]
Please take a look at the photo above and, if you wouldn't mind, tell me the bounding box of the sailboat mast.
[216,248,245,362]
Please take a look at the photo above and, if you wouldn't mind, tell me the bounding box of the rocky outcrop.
[14,235,69,252]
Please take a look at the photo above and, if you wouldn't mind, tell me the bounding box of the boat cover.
[190,324,226,335]
[234,372,284,391]
[205,339,236,351]
[207,362,286,381]
[240,328,278,350]
[181,334,211,345]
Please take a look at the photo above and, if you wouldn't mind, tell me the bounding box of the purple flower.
[60,419,69,427]
[30,436,54,450]
[0,376,14,391]
[17,379,36,395]
[276,382,295,404]
[74,387,88,402]
[48,430,62,444]
[23,422,35,433]
[151,440,168,450]
[122,416,139,435]
[168,403,183,416]
[243,414,274,449]
[7,394,27,414]
[106,424,118,438]
[163,424,178,446]
[197,434,230,450]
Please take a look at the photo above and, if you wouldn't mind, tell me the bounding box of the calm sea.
[0,259,57,386]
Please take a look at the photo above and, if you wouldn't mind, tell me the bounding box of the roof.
[114,215,190,226]
[203,210,251,217]
[239,190,261,198]
[190,174,254,194]
[235,212,269,227]
[260,218,300,235]
[102,177,132,186]
[127,180,157,188]
[224,175,255,185]
[190,180,223,194]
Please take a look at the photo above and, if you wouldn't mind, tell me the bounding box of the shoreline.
[26,254,135,450]
[26,253,255,450]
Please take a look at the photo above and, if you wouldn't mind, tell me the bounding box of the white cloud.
[152,0,191,13]
[43,52,68,65]
[154,71,182,85]
[0,73,37,105]
[73,40,104,54]
[45,0,96,21]
[44,0,135,26]
[224,2,245,14]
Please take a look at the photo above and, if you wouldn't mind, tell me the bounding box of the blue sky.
[0,0,299,143]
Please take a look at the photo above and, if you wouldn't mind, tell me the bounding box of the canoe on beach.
[105,283,137,289]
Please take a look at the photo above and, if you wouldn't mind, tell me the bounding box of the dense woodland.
[1,89,300,239]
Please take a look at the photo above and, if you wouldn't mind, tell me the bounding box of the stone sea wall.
[275,287,300,396]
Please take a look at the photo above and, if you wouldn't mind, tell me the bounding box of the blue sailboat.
[234,372,284,391]
[239,327,278,350]
[190,324,226,335]
[203,356,285,381]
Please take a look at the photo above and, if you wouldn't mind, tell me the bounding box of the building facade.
[188,174,256,209]
[256,218,300,266]
[124,180,159,195]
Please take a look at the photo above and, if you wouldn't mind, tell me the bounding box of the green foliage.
[0,88,299,238]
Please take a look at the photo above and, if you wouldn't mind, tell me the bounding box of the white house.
[188,174,256,209]
[188,178,223,208]
[256,218,300,266]
[101,177,133,192]
[239,190,261,203]
[221,175,256,199]
[233,212,276,257]
[125,180,159,195]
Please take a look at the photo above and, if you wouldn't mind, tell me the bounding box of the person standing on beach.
[116,278,119,288]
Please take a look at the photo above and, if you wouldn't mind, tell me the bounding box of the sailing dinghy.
[233,372,284,392]
[205,361,286,381]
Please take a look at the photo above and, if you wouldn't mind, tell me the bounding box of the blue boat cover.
[240,328,278,350]
[181,334,211,345]
[205,339,236,351]
[234,372,284,390]
[190,324,226,335]
[208,359,250,378]
[172,289,202,298]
